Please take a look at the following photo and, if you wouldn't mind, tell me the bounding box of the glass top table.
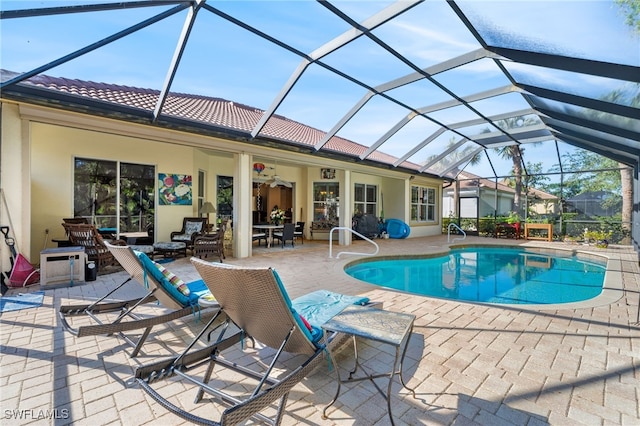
[321,305,417,425]
[252,224,284,248]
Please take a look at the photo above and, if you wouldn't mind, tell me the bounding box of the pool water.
[345,247,606,304]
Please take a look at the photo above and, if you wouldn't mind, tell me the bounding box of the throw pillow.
[153,262,190,297]
[185,221,203,235]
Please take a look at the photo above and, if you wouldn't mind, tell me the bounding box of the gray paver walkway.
[1,236,639,425]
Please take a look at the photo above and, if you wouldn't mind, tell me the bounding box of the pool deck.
[1,235,639,425]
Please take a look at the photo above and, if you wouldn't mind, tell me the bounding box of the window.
[74,158,155,232]
[197,170,206,214]
[313,182,339,222]
[354,183,377,216]
[217,176,233,221]
[411,185,437,222]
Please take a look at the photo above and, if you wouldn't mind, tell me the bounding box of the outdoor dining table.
[252,224,284,248]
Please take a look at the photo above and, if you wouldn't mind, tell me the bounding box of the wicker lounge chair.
[134,258,376,425]
[58,242,219,357]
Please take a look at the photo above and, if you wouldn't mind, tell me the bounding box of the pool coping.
[341,243,621,311]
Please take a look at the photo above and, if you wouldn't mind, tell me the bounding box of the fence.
[442,217,632,245]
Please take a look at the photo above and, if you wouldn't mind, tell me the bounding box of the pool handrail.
[329,227,379,259]
[447,223,466,243]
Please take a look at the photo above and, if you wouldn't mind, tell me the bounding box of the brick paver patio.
[1,236,638,425]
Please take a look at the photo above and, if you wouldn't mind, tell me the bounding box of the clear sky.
[1,1,637,179]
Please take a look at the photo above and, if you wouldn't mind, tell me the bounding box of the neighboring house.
[442,171,558,219]
[566,191,621,218]
[527,187,559,216]
[1,72,446,263]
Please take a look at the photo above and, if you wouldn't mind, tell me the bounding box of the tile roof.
[4,71,421,173]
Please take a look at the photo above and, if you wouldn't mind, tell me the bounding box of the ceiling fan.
[264,174,292,188]
[254,163,292,187]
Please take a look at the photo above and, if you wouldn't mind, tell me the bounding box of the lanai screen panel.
[0,0,638,177]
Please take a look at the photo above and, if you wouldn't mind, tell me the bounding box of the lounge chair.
[134,258,376,425]
[58,242,219,357]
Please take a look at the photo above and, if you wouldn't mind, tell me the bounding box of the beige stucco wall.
[308,169,442,239]
[30,122,201,260]
[1,103,31,271]
[2,100,445,269]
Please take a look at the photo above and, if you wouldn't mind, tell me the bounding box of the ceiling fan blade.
[267,175,292,188]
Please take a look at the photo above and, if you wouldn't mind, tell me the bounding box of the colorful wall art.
[158,173,192,205]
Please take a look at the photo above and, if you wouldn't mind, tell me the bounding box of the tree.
[555,150,623,217]
[495,144,524,214]
[492,116,541,216]
[614,0,640,231]
[587,74,639,232]
[615,0,640,31]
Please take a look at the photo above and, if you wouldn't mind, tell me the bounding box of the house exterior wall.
[30,122,198,260]
[0,103,31,268]
[1,101,443,269]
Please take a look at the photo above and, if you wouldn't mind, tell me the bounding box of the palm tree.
[492,116,540,216]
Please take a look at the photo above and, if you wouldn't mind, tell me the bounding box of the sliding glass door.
[73,158,155,232]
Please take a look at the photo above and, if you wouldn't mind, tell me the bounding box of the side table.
[321,305,417,425]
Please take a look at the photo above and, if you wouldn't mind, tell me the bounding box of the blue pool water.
[345,247,606,304]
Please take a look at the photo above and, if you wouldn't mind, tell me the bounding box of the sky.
[1,1,638,180]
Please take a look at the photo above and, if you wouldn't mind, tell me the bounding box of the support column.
[233,152,252,258]
[339,169,352,246]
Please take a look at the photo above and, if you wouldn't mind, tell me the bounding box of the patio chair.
[170,217,207,251]
[294,221,305,244]
[62,217,89,224]
[58,242,219,357]
[134,259,375,425]
[273,222,295,248]
[62,223,125,270]
[252,228,267,246]
[193,227,225,262]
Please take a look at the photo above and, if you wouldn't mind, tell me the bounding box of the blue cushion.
[186,279,211,300]
[271,269,323,344]
[136,252,207,307]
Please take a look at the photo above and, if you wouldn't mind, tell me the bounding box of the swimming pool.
[345,246,606,305]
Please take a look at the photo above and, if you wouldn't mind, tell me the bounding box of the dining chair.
[273,223,295,248]
[294,222,305,244]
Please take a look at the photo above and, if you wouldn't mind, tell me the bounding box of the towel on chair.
[292,290,369,330]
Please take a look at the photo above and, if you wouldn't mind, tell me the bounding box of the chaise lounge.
[58,242,219,357]
[134,258,377,425]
